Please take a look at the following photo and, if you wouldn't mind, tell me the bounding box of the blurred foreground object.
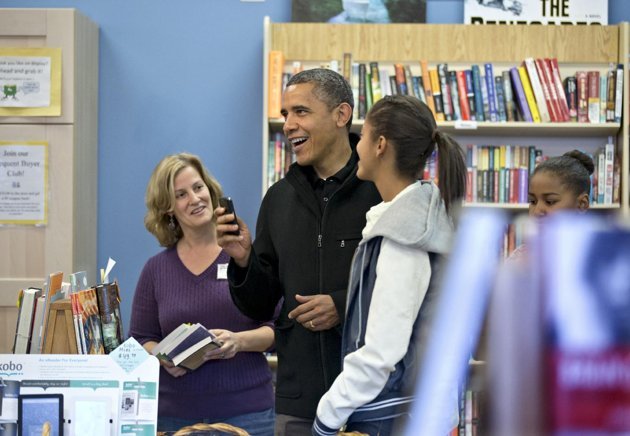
[489,212,630,435]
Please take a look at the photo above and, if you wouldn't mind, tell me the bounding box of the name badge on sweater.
[217,263,228,280]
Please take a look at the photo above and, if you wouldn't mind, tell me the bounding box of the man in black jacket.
[217,68,381,436]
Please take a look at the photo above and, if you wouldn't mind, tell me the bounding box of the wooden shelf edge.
[269,118,620,137]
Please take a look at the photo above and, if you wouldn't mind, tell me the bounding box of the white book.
[14,287,42,354]
[523,58,551,123]
[614,64,623,122]
[597,150,605,204]
[604,141,615,204]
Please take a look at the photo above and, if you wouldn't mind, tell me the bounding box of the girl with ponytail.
[313,95,467,436]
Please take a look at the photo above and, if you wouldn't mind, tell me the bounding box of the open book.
[151,323,222,371]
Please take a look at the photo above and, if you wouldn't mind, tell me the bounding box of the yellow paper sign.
[0,47,62,116]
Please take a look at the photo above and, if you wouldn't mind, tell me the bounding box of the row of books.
[267,51,624,125]
[266,132,295,189]
[424,140,619,207]
[462,142,618,206]
[267,135,619,207]
[12,270,124,356]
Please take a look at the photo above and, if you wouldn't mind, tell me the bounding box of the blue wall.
[0,0,627,331]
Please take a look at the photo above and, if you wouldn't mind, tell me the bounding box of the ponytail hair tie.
[432,130,440,143]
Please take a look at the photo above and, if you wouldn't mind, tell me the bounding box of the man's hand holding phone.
[216,197,252,267]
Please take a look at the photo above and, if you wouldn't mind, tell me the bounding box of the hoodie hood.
[361,181,454,254]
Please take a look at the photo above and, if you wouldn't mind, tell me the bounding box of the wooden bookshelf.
[262,18,629,216]
[0,9,98,353]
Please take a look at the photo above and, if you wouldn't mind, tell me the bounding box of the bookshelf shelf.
[262,18,629,216]
[269,118,621,138]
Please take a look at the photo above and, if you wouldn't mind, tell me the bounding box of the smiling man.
[216,68,381,436]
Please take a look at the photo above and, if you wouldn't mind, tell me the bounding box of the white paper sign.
[0,56,52,107]
[464,0,607,25]
[0,143,47,225]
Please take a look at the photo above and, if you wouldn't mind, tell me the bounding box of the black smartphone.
[218,197,240,236]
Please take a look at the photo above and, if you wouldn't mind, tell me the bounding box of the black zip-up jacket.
[228,146,381,419]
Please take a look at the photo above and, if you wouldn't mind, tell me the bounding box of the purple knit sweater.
[129,247,274,420]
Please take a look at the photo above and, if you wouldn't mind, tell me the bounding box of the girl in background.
[509,149,593,260]
[528,150,593,217]
[313,95,467,436]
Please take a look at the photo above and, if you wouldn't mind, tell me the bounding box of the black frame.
[17,393,63,436]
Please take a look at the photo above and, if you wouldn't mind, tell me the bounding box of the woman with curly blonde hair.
[130,153,275,435]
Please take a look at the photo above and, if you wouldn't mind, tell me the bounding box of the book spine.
[576,71,589,122]
[448,70,462,120]
[437,63,453,120]
[70,293,85,354]
[342,52,352,83]
[606,68,616,122]
[494,75,507,122]
[605,141,614,204]
[599,75,607,123]
[564,76,578,121]
[471,65,485,121]
[369,61,382,103]
[456,70,471,121]
[548,58,571,121]
[358,63,367,120]
[351,62,360,110]
[524,58,550,122]
[413,76,426,104]
[267,50,284,119]
[379,66,391,97]
[597,149,605,204]
[404,65,416,98]
[518,65,541,122]
[587,71,600,123]
[464,69,476,121]
[614,64,623,122]
[509,67,532,122]
[429,68,445,121]
[484,63,498,121]
[389,75,398,96]
[502,70,515,121]
[365,70,373,111]
[394,63,409,95]
[420,60,436,115]
[538,58,563,122]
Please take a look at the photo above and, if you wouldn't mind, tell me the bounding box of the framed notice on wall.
[464,0,607,25]
[0,141,48,226]
[0,47,62,116]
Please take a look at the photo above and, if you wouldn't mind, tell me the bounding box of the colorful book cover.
[517,65,541,122]
[95,282,124,354]
[541,215,630,434]
[420,60,436,115]
[76,288,105,354]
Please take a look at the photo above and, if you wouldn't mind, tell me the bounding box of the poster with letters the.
[464,0,607,25]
